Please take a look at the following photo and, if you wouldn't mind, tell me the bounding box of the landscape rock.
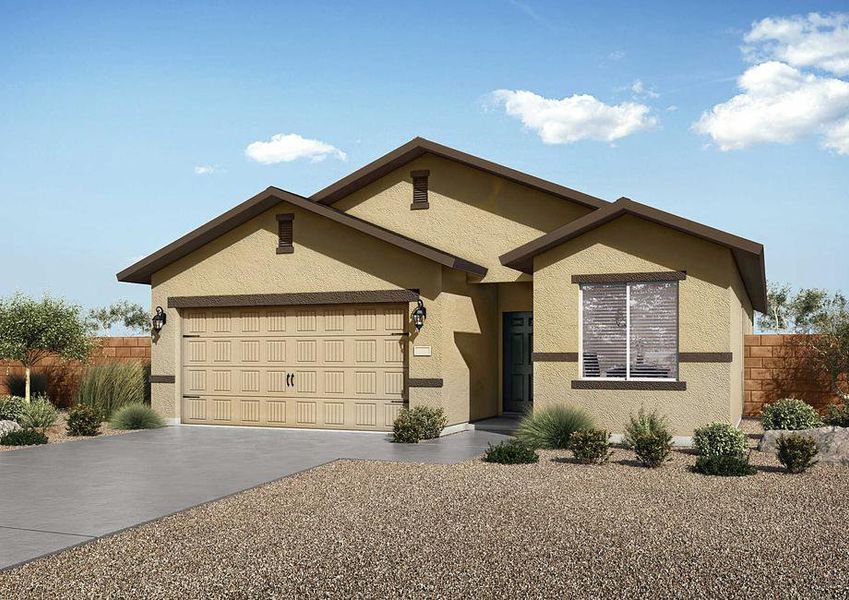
[0,420,22,438]
[759,426,849,465]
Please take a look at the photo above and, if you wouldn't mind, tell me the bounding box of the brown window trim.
[571,271,686,284]
[532,352,578,362]
[408,378,443,388]
[571,380,686,391]
[410,169,430,210]
[679,352,732,363]
[276,213,294,254]
[149,375,176,384]
[168,289,420,308]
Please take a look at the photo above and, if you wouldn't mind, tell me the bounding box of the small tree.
[802,293,849,403]
[87,300,149,335]
[0,294,93,402]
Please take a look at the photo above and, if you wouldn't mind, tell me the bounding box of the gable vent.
[276,213,294,254]
[410,170,430,210]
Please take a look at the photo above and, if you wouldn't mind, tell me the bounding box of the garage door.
[180,303,408,430]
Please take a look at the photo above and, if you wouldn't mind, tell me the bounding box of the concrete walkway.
[0,426,509,570]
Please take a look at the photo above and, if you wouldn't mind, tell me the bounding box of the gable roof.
[499,197,767,312]
[116,186,487,284]
[310,137,608,210]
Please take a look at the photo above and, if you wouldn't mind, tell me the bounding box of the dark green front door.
[503,312,533,413]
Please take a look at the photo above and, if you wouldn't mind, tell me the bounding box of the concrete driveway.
[0,426,508,570]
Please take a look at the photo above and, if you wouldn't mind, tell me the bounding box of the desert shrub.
[761,398,822,431]
[0,419,21,437]
[623,408,670,448]
[76,362,146,418]
[825,403,849,427]
[516,404,594,450]
[692,422,748,459]
[633,431,673,468]
[570,428,612,464]
[392,406,447,443]
[483,440,539,464]
[18,396,59,432]
[693,454,757,477]
[0,395,27,423]
[66,403,102,436]
[0,428,48,446]
[776,434,819,474]
[110,403,165,430]
[5,372,49,398]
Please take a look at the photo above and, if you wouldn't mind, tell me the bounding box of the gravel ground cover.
[1,422,847,599]
[0,412,128,452]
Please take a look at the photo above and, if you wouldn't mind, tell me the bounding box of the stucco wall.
[148,198,495,425]
[729,266,754,425]
[532,214,741,436]
[333,154,593,283]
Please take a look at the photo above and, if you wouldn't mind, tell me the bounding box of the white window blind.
[581,281,678,380]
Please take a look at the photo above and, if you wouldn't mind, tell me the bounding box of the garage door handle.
[291,373,296,387]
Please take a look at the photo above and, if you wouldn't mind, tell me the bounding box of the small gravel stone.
[0,420,846,598]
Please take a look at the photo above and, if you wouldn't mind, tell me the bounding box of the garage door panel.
[181,303,408,430]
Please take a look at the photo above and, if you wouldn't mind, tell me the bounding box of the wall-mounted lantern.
[151,306,167,336]
[411,299,427,331]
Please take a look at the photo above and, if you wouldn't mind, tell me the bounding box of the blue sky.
[1,1,847,313]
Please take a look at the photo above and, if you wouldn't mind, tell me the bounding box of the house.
[118,137,766,437]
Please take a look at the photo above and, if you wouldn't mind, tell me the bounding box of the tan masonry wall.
[744,334,843,416]
[0,337,151,406]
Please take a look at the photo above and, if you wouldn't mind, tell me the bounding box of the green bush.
[623,408,670,448]
[570,428,612,464]
[18,396,59,432]
[66,403,102,436]
[0,395,27,423]
[392,406,447,443]
[761,398,822,431]
[5,372,49,398]
[76,362,146,418]
[825,403,849,427]
[692,422,748,459]
[0,428,48,446]
[633,431,673,468]
[483,440,539,464]
[693,454,757,477]
[516,404,594,450]
[110,403,165,430]
[776,434,819,474]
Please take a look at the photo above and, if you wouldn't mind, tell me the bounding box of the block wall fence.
[0,337,151,407]
[744,334,843,417]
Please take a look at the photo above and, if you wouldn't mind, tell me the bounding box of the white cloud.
[666,105,679,112]
[490,89,657,144]
[245,133,347,164]
[744,12,849,75]
[693,61,849,153]
[194,165,216,175]
[607,50,626,61]
[631,79,660,99]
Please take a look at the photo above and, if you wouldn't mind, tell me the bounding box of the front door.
[503,312,533,413]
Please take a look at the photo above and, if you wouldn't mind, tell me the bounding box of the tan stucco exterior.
[134,141,760,437]
[532,214,754,435]
[334,154,592,283]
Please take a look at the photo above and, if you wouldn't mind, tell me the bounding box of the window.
[410,170,429,210]
[276,213,294,254]
[580,281,678,380]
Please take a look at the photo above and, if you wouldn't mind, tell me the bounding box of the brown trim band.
[168,289,419,309]
[679,352,733,363]
[532,352,578,362]
[571,380,686,391]
[408,378,443,388]
[571,271,686,284]
[149,375,176,384]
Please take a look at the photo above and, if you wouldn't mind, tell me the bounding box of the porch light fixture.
[151,306,167,335]
[411,299,427,331]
